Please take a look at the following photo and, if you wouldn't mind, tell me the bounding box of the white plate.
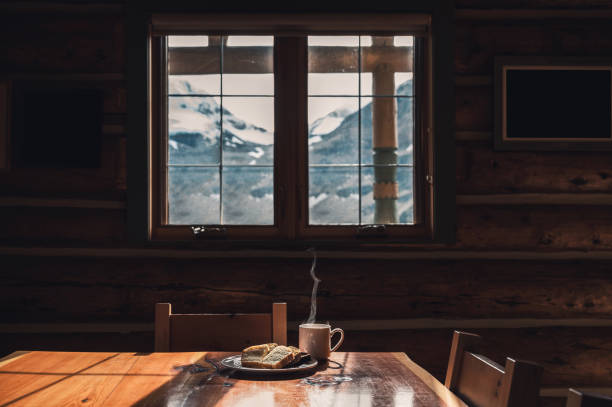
[220,355,318,374]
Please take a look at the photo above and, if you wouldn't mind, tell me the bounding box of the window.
[148,14,438,242]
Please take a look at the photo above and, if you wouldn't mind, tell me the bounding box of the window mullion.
[274,36,306,239]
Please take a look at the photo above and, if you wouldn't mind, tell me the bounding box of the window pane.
[168,35,209,47]
[165,35,275,227]
[361,166,413,225]
[223,74,274,95]
[227,36,274,46]
[307,35,415,227]
[309,166,359,225]
[308,36,358,95]
[360,96,414,166]
[168,167,220,224]
[223,36,273,95]
[308,97,358,165]
[222,96,274,165]
[168,75,221,96]
[222,166,273,225]
[168,36,220,95]
[168,96,220,165]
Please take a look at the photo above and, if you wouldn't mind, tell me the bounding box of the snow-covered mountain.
[168,80,273,166]
[168,79,414,225]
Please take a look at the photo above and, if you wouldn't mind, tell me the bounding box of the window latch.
[191,226,227,239]
[356,224,387,238]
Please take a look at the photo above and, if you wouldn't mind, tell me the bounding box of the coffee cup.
[299,323,344,360]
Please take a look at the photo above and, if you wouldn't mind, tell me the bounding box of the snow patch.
[309,193,328,207]
[248,147,264,159]
[308,135,323,145]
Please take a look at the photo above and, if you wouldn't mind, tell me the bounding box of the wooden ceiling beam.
[168,46,412,75]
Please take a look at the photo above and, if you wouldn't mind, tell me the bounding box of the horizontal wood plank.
[0,207,126,244]
[457,194,612,206]
[457,145,612,194]
[455,85,492,131]
[3,256,612,322]
[455,21,612,74]
[456,205,612,250]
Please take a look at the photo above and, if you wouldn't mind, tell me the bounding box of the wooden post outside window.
[371,36,398,224]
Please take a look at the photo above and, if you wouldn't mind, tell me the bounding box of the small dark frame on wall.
[495,57,612,151]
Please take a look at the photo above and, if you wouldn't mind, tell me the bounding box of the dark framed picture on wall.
[494,57,612,151]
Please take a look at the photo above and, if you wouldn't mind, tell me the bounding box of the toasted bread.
[241,343,277,368]
[258,345,295,369]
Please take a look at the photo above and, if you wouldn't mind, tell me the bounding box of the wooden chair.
[155,302,287,352]
[567,389,612,407]
[445,331,542,407]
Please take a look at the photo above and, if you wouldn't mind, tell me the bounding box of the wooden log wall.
[1,1,612,405]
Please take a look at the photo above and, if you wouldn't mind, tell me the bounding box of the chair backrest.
[567,389,612,407]
[154,302,287,352]
[445,331,542,407]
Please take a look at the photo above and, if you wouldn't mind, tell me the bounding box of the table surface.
[0,351,468,407]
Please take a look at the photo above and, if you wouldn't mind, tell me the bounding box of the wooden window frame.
[146,13,443,244]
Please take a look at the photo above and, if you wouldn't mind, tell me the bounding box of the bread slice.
[241,343,277,368]
[258,345,295,369]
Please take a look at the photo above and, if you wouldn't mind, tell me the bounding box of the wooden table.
[0,351,468,407]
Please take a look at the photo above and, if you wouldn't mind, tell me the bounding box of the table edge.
[0,351,31,368]
[392,352,469,407]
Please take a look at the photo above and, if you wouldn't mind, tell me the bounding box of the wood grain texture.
[457,194,612,206]
[4,256,612,322]
[3,326,612,388]
[456,205,612,250]
[445,330,541,407]
[169,313,272,351]
[0,351,137,407]
[155,302,286,351]
[154,303,171,352]
[456,145,612,194]
[455,352,506,407]
[394,353,469,407]
[455,85,492,131]
[324,328,612,387]
[272,302,287,345]
[0,14,124,73]
[0,351,454,407]
[455,21,612,75]
[0,351,29,368]
[445,331,482,389]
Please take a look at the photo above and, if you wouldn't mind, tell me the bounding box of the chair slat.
[154,302,287,352]
[445,331,542,407]
[456,352,504,407]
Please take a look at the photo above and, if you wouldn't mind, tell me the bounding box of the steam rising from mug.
[306,248,320,324]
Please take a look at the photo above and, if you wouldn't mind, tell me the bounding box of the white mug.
[299,323,344,360]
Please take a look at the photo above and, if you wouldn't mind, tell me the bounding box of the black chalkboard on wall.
[495,57,612,151]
